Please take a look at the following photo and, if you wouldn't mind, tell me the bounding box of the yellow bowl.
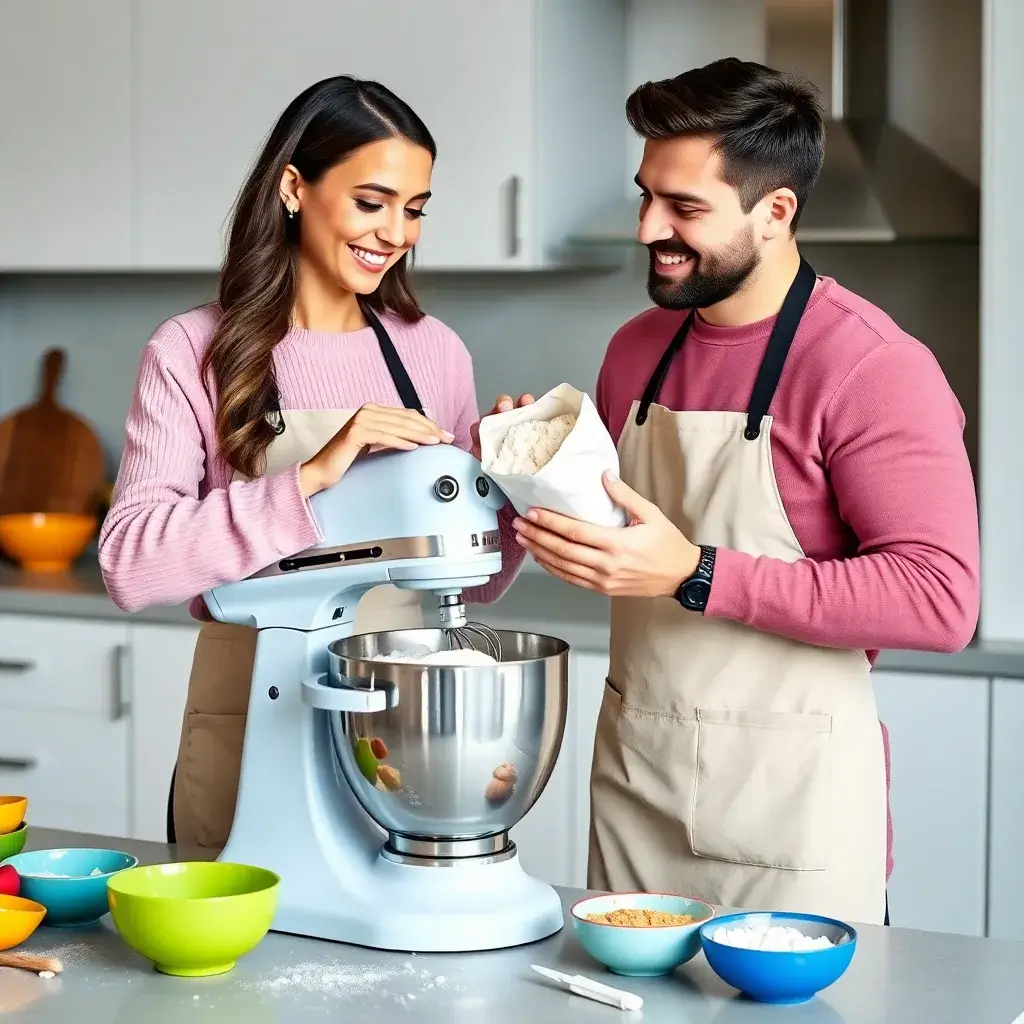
[0,797,27,836]
[0,514,96,573]
[0,894,46,951]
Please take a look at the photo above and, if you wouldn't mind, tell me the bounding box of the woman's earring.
[285,200,298,219]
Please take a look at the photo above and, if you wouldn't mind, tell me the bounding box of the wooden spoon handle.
[40,348,65,405]
[0,951,63,974]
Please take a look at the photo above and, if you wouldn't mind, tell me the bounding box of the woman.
[99,75,531,851]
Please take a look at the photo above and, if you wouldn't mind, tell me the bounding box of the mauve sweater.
[98,303,527,618]
[596,275,982,882]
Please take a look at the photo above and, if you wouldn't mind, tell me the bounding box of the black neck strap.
[633,258,818,440]
[268,303,425,434]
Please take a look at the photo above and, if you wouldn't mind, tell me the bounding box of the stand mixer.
[203,444,570,952]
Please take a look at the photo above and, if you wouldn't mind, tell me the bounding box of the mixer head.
[204,444,508,631]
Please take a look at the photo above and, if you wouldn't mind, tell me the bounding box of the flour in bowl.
[374,649,498,666]
[28,868,104,878]
[709,923,836,951]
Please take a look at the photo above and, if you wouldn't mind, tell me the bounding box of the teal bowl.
[3,849,138,927]
[570,892,716,977]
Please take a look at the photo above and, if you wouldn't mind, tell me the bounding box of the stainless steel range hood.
[571,0,978,246]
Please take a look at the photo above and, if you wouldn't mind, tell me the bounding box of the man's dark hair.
[626,58,826,231]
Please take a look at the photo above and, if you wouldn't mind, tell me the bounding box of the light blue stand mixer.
[204,444,570,952]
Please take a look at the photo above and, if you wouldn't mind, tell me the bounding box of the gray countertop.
[4,557,1024,679]
[4,828,1024,1022]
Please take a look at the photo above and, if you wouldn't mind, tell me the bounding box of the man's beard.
[646,226,759,311]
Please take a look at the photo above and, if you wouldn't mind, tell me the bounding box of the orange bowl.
[0,797,27,836]
[0,894,46,951]
[0,514,96,573]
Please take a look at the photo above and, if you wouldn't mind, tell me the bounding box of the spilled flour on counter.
[241,957,466,1004]
[28,942,96,969]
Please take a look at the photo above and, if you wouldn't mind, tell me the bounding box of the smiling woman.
[98,75,530,852]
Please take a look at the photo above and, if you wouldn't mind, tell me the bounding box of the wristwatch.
[675,545,716,612]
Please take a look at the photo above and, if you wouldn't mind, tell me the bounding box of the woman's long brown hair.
[202,76,437,479]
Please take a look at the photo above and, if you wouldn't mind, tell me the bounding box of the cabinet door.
[0,613,132,836]
[128,624,198,842]
[987,679,1024,939]
[134,0,532,270]
[872,671,989,936]
[0,0,132,268]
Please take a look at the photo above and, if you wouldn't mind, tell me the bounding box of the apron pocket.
[690,707,831,871]
[179,712,246,850]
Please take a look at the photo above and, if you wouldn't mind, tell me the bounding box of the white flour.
[26,868,104,878]
[241,957,466,1003]
[374,649,497,666]
[709,923,836,952]
[29,941,95,968]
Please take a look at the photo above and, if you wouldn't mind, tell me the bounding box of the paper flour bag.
[478,383,628,527]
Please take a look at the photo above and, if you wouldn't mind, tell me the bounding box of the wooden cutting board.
[0,348,106,517]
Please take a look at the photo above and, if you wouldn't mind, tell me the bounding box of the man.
[511,59,979,926]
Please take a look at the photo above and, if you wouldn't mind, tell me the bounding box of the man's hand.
[512,471,701,598]
[470,393,536,459]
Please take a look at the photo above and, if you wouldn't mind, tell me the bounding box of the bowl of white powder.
[3,848,138,928]
[698,912,856,1004]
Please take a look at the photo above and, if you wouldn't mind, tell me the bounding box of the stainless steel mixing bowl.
[325,628,569,858]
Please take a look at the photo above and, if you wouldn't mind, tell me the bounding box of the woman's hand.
[470,393,536,459]
[299,404,454,497]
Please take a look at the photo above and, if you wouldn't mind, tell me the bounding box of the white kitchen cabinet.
[0,0,132,269]
[872,671,990,936]
[132,0,626,270]
[0,613,132,836]
[128,623,199,842]
[986,679,1024,940]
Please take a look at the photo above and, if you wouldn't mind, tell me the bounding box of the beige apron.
[588,261,887,925]
[173,404,424,849]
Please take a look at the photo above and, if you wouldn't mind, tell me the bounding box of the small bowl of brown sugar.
[570,892,715,977]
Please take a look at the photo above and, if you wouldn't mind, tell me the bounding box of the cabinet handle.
[0,757,36,771]
[112,644,132,721]
[0,660,34,674]
[506,175,521,258]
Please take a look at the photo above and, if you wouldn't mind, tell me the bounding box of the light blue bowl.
[2,848,138,928]
[699,912,857,1004]
[570,892,715,976]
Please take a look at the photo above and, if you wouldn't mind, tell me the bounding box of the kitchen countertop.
[4,556,1024,679]
[4,827,1024,1022]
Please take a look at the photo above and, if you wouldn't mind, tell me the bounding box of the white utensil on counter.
[531,964,643,1011]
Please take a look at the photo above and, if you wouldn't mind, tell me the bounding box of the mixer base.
[268,843,565,953]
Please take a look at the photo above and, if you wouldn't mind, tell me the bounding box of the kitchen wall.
[889,0,982,185]
[0,241,980,478]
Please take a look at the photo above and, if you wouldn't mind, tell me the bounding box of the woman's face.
[281,137,433,294]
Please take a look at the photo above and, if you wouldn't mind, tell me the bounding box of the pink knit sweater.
[598,276,982,883]
[98,303,527,617]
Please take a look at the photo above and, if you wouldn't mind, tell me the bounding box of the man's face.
[636,137,763,310]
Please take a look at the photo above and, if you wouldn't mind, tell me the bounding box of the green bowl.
[107,862,279,977]
[0,823,27,862]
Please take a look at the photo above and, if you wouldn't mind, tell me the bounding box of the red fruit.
[0,864,20,897]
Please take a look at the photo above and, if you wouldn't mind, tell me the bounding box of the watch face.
[683,579,711,609]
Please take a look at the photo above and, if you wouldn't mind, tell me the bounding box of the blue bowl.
[570,892,715,976]
[2,849,138,928]
[699,912,857,1004]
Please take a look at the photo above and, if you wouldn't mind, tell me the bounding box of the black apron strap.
[743,257,817,440]
[360,302,425,415]
[267,304,426,433]
[634,310,695,426]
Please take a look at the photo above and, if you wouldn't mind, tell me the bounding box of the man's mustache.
[647,241,698,259]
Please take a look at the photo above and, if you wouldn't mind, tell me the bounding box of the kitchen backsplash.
[0,242,978,486]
